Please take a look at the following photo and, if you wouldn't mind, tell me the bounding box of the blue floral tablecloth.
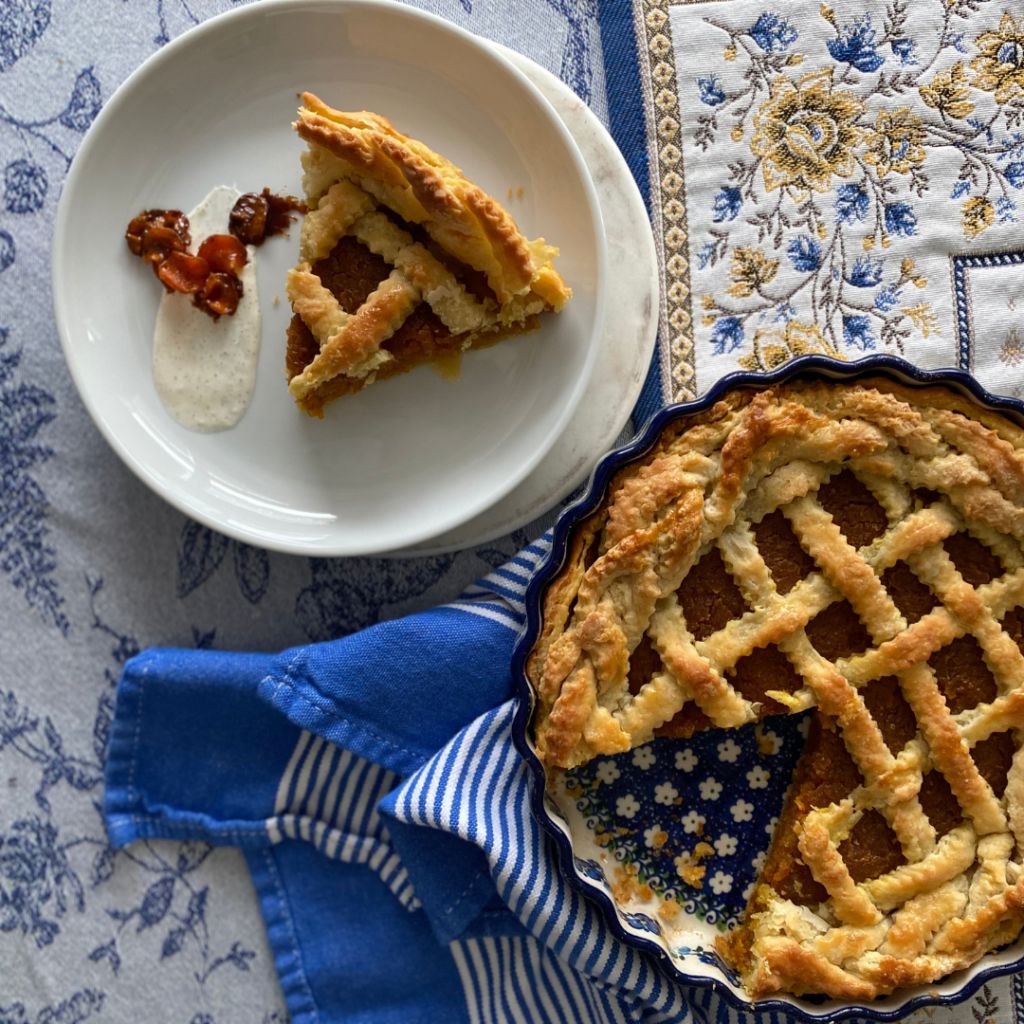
[6,0,1024,1020]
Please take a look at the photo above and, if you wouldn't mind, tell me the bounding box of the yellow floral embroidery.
[863,108,926,177]
[739,321,843,372]
[919,62,975,120]
[971,13,1024,104]
[751,70,864,194]
[1001,327,1024,367]
[901,304,940,337]
[727,247,780,298]
[962,196,995,239]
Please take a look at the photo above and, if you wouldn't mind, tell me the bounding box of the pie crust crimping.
[527,379,1024,1000]
[285,94,571,416]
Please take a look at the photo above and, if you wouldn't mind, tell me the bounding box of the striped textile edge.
[265,728,420,911]
[443,535,553,632]
[261,535,553,917]
[392,703,696,1024]
[449,935,644,1024]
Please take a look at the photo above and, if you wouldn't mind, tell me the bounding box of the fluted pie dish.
[512,356,1024,1019]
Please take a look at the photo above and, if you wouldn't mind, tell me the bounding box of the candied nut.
[197,234,247,275]
[157,252,210,294]
[127,195,291,319]
[229,192,269,245]
[196,271,242,318]
[230,188,305,246]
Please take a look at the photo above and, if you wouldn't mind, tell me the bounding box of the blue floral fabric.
[0,0,604,1019]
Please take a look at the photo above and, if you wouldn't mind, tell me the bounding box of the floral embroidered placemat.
[613,0,1024,406]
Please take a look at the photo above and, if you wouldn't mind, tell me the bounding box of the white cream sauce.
[152,186,260,432]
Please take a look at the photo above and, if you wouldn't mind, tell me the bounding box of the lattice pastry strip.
[715,482,940,888]
[527,380,1024,999]
[286,179,505,399]
[743,482,1017,901]
[348,211,496,334]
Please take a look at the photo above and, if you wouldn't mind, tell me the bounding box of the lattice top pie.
[528,379,1024,1001]
[284,94,571,416]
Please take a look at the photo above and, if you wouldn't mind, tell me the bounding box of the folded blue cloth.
[104,539,711,1023]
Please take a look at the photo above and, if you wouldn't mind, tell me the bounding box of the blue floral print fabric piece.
[633,0,1024,400]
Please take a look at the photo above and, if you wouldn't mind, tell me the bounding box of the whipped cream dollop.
[152,186,261,432]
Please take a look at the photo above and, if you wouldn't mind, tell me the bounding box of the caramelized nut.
[196,272,242,318]
[230,188,305,246]
[140,226,187,265]
[229,192,269,245]
[126,209,189,255]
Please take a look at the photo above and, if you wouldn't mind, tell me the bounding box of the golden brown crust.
[528,378,1024,1000]
[294,92,571,307]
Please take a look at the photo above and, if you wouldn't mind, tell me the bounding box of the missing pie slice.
[285,94,571,416]
[528,379,1024,1000]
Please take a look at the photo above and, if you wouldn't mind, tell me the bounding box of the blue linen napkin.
[104,539,704,1024]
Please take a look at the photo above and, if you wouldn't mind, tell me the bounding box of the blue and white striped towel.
[104,538,720,1023]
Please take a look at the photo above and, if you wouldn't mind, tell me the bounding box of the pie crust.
[527,379,1024,1000]
[285,94,571,415]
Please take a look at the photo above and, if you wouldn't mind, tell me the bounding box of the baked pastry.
[528,378,1024,1000]
[285,94,571,416]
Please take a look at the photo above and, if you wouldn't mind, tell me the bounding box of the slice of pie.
[528,379,1024,1000]
[285,94,571,416]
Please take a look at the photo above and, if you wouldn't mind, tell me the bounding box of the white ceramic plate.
[394,44,659,556]
[53,0,605,556]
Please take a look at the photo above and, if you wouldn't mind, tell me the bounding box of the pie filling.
[286,224,540,416]
[529,380,1024,1000]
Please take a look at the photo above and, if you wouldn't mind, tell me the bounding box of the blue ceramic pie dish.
[510,354,1024,1022]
